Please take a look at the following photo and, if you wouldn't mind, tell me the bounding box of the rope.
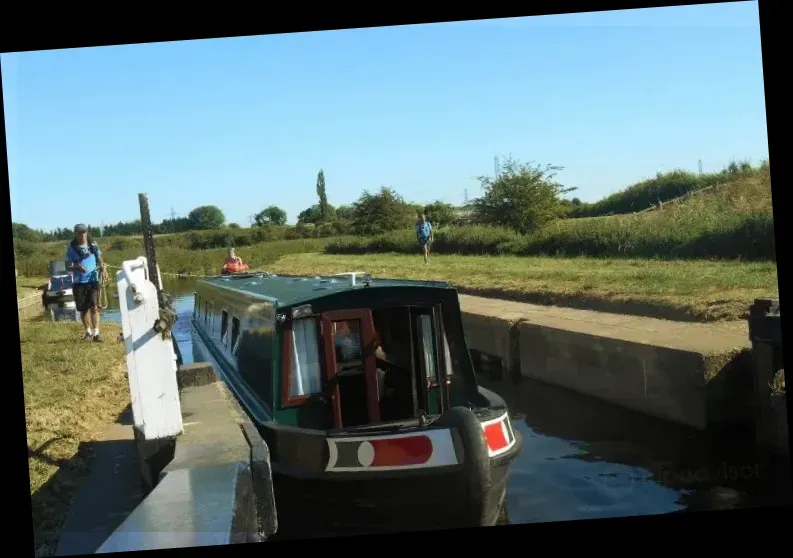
[104,264,267,279]
[104,264,214,279]
[98,263,110,310]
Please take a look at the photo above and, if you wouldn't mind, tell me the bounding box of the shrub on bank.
[571,162,765,218]
[14,237,340,277]
[327,170,775,261]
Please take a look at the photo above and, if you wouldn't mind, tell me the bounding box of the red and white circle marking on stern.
[480,412,516,458]
[325,429,459,472]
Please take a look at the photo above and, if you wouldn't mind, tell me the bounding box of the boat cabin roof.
[200,272,454,308]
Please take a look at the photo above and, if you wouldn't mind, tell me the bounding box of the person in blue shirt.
[415,213,433,264]
[66,223,105,341]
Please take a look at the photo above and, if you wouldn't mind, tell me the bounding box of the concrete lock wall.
[461,313,515,373]
[18,294,44,321]
[458,295,753,431]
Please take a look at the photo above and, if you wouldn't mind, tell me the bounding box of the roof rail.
[331,271,368,286]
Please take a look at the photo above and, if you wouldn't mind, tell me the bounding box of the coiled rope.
[98,262,110,310]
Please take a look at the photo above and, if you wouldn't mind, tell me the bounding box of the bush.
[14,236,346,277]
[571,162,765,218]
[327,169,775,261]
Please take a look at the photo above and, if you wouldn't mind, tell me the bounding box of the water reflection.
[45,300,80,323]
[66,277,791,524]
[478,371,791,524]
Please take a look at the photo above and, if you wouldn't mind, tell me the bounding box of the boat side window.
[221,310,229,346]
[288,318,323,398]
[52,261,67,275]
[194,295,200,318]
[417,313,438,383]
[231,316,241,355]
[204,301,209,324]
[333,320,362,366]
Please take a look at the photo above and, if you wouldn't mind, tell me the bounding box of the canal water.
[43,277,791,525]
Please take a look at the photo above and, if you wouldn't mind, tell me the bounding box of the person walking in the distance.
[416,213,433,264]
[66,223,104,342]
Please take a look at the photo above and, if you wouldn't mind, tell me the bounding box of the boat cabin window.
[231,316,241,355]
[417,313,438,384]
[194,295,200,318]
[334,320,362,365]
[204,301,209,324]
[51,261,68,275]
[289,318,322,398]
[221,311,229,346]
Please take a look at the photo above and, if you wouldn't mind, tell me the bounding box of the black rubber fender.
[478,386,507,408]
[433,406,493,526]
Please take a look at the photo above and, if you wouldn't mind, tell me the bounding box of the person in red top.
[225,248,243,267]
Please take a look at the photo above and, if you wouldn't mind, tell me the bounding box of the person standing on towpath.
[415,213,433,264]
[66,223,105,342]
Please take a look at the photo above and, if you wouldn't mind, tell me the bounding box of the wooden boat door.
[321,309,380,429]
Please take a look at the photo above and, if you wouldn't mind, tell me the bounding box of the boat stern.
[44,274,74,302]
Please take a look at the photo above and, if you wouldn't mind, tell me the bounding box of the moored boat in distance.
[43,260,74,305]
[190,270,522,537]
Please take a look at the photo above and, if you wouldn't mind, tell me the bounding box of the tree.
[351,187,416,236]
[316,170,330,221]
[473,157,575,235]
[188,205,225,230]
[421,201,456,229]
[297,204,323,225]
[335,204,355,221]
[12,222,44,242]
[298,203,336,224]
[254,205,287,227]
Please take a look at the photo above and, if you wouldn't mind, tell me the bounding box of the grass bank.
[22,321,128,557]
[327,168,774,261]
[18,276,47,299]
[269,253,778,322]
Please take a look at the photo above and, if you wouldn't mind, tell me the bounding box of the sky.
[2,1,769,230]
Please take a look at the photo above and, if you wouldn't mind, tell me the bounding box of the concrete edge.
[181,360,279,539]
[96,461,258,553]
[239,420,279,539]
[17,293,42,309]
[466,309,756,431]
[230,464,264,544]
[177,362,218,390]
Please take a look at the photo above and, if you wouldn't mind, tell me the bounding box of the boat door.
[322,310,380,429]
[412,306,448,416]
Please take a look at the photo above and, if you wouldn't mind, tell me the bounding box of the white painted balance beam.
[116,257,183,440]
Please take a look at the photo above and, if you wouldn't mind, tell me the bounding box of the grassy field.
[22,321,128,557]
[270,253,778,322]
[13,166,776,322]
[328,168,775,261]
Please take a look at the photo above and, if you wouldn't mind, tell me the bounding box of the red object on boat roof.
[222,262,251,275]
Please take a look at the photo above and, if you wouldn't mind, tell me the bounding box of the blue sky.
[3,2,768,230]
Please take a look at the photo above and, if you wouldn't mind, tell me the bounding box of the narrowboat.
[190,271,522,537]
[42,260,74,304]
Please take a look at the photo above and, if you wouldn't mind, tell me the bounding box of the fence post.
[747,297,787,455]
